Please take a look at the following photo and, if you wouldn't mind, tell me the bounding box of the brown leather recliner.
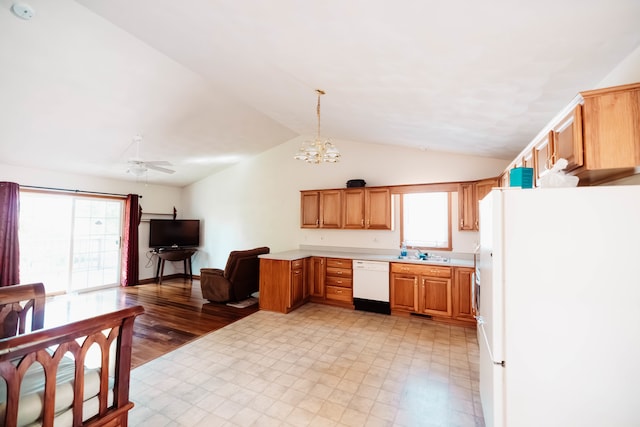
[200,247,270,302]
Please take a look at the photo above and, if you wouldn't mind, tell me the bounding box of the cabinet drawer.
[326,286,352,302]
[326,258,352,269]
[391,263,451,278]
[422,266,451,278]
[326,267,353,278]
[391,263,423,275]
[325,276,352,288]
[291,259,304,270]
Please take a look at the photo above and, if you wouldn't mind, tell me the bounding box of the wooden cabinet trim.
[506,82,640,186]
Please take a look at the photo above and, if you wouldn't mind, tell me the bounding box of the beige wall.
[183,137,509,271]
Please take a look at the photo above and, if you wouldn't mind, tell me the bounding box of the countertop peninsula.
[259,248,474,268]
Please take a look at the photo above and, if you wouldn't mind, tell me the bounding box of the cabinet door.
[582,85,640,169]
[521,150,536,187]
[300,191,320,228]
[474,179,498,230]
[289,265,304,309]
[366,188,391,229]
[458,183,476,231]
[419,276,452,317]
[259,259,291,313]
[534,131,553,183]
[552,104,584,172]
[453,267,474,321]
[320,190,342,228]
[307,257,325,298]
[343,189,365,229]
[390,274,417,311]
[499,171,509,188]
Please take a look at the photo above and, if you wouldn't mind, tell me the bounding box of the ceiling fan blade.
[146,164,175,174]
[144,161,172,166]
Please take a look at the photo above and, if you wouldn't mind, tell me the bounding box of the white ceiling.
[1,0,639,187]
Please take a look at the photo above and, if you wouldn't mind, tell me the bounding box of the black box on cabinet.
[346,179,366,188]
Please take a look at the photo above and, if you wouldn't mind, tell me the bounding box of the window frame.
[18,188,126,295]
[393,183,456,252]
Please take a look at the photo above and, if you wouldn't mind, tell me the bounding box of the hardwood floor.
[117,278,259,368]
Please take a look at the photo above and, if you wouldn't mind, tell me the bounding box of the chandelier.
[294,89,340,164]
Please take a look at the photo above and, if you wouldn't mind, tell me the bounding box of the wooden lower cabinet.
[391,263,474,326]
[324,258,353,307]
[290,259,305,308]
[306,256,325,298]
[390,273,418,311]
[418,276,452,317]
[262,257,474,325]
[453,267,475,323]
[259,258,307,313]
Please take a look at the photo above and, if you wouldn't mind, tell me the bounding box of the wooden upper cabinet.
[476,179,497,203]
[533,131,553,183]
[343,189,366,229]
[551,104,584,173]
[506,82,640,186]
[581,83,640,170]
[304,187,391,230]
[521,150,536,187]
[300,191,320,228]
[320,190,342,228]
[459,179,497,231]
[458,183,476,231]
[301,190,342,229]
[365,188,391,229]
[499,171,509,187]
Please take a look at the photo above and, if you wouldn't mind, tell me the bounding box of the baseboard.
[136,273,198,285]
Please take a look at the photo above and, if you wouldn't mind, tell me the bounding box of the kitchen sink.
[398,255,450,263]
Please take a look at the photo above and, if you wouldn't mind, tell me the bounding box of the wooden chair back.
[0,282,45,338]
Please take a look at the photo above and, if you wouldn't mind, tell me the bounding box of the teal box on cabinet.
[510,167,533,188]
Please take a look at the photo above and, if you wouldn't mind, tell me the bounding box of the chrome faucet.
[415,249,428,260]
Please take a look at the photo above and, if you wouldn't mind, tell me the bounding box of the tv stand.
[155,248,197,284]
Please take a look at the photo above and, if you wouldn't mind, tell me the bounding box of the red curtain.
[121,194,140,286]
[0,182,20,287]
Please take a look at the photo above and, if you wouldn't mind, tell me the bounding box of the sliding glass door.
[19,192,124,294]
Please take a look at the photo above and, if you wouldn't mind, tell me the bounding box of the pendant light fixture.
[294,89,340,164]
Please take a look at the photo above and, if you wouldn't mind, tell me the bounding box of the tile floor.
[129,303,485,426]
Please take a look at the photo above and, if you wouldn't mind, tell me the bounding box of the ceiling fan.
[126,135,175,177]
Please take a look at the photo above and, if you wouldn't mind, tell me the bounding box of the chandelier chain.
[294,88,340,164]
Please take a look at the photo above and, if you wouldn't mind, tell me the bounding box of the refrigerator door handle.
[476,315,484,325]
[479,322,505,367]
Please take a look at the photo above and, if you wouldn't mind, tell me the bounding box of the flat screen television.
[149,219,200,249]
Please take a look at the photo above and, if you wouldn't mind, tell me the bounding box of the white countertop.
[259,249,474,268]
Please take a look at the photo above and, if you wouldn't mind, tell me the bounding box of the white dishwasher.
[353,260,390,314]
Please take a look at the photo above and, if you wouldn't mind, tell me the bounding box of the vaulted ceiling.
[1,0,639,186]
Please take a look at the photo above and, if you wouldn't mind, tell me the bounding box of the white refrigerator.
[477,186,640,427]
